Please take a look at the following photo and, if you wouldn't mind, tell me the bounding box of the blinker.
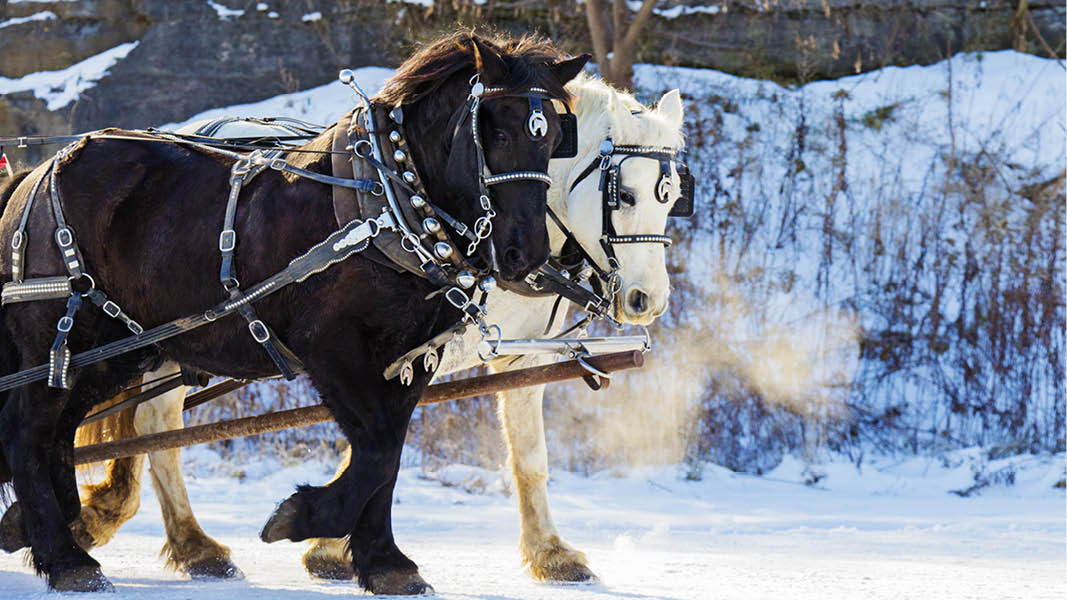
[669,162,695,218]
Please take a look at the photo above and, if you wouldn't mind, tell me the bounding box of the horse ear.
[471,37,507,83]
[549,54,591,85]
[657,89,685,128]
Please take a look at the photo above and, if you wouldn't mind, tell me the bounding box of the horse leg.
[133,369,242,579]
[495,356,596,582]
[261,359,430,594]
[302,445,355,580]
[0,383,113,592]
[70,384,147,551]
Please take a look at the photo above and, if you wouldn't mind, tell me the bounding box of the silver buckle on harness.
[57,316,74,333]
[248,319,270,343]
[55,227,74,248]
[102,300,121,318]
[219,229,237,253]
[11,231,23,250]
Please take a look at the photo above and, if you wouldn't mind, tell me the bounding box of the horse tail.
[75,390,141,462]
[0,169,32,486]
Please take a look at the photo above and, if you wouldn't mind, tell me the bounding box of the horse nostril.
[503,246,524,269]
[628,289,649,314]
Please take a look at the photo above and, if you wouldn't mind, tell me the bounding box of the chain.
[466,194,496,256]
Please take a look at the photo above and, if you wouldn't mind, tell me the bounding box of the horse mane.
[567,73,685,152]
[373,31,572,108]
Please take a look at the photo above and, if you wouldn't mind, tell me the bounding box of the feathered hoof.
[304,554,355,580]
[538,561,598,584]
[260,496,299,543]
[527,541,598,583]
[364,569,435,595]
[0,502,26,553]
[49,565,114,592]
[186,556,245,580]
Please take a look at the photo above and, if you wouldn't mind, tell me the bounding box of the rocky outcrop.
[1,0,1063,164]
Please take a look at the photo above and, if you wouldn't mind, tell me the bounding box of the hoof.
[540,561,598,584]
[69,517,97,551]
[304,555,355,581]
[186,556,245,580]
[260,496,298,543]
[49,565,114,592]
[0,502,26,553]
[365,570,434,595]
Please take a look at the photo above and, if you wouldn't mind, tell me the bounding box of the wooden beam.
[73,351,644,465]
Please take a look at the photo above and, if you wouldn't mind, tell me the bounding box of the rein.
[0,68,577,390]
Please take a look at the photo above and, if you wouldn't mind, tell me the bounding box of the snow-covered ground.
[1,449,1063,598]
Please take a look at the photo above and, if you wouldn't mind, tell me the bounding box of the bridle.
[541,137,695,303]
[347,73,576,293]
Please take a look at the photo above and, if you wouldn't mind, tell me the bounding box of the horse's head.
[377,33,588,284]
[551,78,688,325]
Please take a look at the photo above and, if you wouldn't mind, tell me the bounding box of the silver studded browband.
[484,172,553,186]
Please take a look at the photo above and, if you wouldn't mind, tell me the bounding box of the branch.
[585,0,613,74]
[619,0,659,54]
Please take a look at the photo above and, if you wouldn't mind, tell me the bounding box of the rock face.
[0,0,1063,165]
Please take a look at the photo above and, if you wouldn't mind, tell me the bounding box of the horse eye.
[619,189,636,206]
[493,129,509,143]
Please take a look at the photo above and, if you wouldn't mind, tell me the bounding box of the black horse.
[0,32,587,593]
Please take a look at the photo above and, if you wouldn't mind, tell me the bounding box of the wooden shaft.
[74,351,643,465]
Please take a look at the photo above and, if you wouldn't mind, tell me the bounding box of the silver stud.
[478,276,497,293]
[471,82,484,97]
[389,130,402,143]
[434,242,453,259]
[338,69,354,84]
[403,171,417,184]
[393,149,406,163]
[422,218,440,234]
[456,271,476,289]
[389,107,404,124]
[410,195,426,209]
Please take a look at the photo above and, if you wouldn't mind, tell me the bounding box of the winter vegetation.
[174,51,1065,485]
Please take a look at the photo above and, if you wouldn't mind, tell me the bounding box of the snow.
[626,1,722,18]
[0,10,56,30]
[0,448,1062,598]
[206,0,245,21]
[0,42,138,110]
[301,11,323,23]
[157,67,394,131]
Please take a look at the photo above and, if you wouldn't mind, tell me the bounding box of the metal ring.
[371,182,385,196]
[366,218,381,238]
[353,139,373,158]
[68,273,96,297]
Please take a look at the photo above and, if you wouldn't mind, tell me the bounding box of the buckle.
[102,300,121,318]
[445,287,470,311]
[55,226,74,248]
[219,229,236,253]
[127,321,144,335]
[11,231,23,250]
[57,316,74,333]
[248,319,270,343]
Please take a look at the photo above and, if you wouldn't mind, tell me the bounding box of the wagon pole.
[73,351,644,465]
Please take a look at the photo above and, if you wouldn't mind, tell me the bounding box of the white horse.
[72,73,687,583]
